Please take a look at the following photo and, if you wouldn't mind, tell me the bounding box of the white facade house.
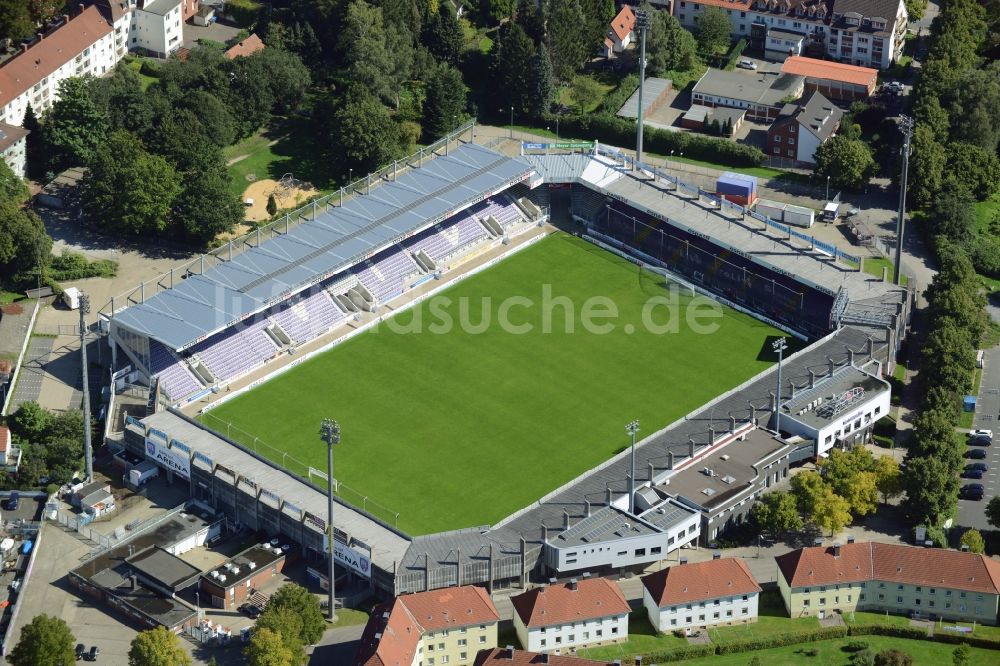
[132,0,184,58]
[511,578,630,654]
[0,124,29,179]
[641,557,761,632]
[778,362,891,457]
[673,0,908,70]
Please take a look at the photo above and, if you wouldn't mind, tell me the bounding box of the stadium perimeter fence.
[198,412,402,529]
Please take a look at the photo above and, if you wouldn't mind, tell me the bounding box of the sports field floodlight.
[626,419,640,514]
[633,9,652,168]
[772,338,788,435]
[320,418,341,622]
[80,292,93,482]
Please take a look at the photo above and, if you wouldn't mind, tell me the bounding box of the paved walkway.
[9,335,54,411]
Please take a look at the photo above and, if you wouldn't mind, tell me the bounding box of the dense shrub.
[714,627,849,654]
[845,640,871,652]
[48,251,117,281]
[644,643,716,661]
[225,0,261,27]
[557,113,765,167]
[596,74,640,115]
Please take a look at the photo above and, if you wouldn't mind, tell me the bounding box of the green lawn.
[203,233,783,534]
[709,591,819,644]
[329,608,369,627]
[124,58,158,91]
[665,636,999,666]
[578,611,688,660]
[958,366,983,429]
[863,257,908,286]
[844,610,912,627]
[558,74,617,113]
[972,196,999,234]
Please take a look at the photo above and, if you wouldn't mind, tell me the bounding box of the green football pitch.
[201,233,784,535]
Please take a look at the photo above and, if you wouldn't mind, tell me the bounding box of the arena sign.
[145,437,191,480]
[323,538,372,578]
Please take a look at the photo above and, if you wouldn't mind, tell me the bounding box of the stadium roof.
[112,144,534,351]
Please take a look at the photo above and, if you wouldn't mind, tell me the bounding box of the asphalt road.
[956,345,1000,531]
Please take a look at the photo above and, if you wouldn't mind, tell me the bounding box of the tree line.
[2,401,84,488]
[909,0,1000,278]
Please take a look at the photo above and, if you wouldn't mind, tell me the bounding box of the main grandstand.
[102,125,912,601]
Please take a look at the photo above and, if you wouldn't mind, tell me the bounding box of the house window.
[742,608,748,615]
[788,138,795,145]
[775,135,782,143]
[773,147,781,155]
[635,548,646,557]
[787,150,794,157]
[671,618,677,626]
[479,636,486,644]
[611,627,618,635]
[897,597,903,604]
[819,598,826,606]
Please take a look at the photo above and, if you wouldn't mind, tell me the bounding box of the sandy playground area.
[241,177,314,222]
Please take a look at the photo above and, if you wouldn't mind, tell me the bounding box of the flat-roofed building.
[776,541,1000,624]
[780,56,877,101]
[511,578,630,653]
[355,585,500,666]
[778,361,890,457]
[691,69,805,122]
[653,427,794,544]
[199,541,291,610]
[642,557,761,632]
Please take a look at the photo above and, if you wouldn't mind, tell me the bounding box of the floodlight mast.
[626,419,640,514]
[772,338,788,435]
[320,418,341,623]
[634,10,652,168]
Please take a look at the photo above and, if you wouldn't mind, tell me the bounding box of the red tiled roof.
[224,33,265,60]
[642,558,761,607]
[781,56,878,88]
[776,542,1000,595]
[474,647,617,666]
[511,579,630,629]
[0,5,114,109]
[0,426,9,454]
[354,586,500,666]
[609,5,636,42]
[683,0,752,10]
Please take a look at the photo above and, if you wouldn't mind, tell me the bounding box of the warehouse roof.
[781,56,878,88]
[112,144,534,350]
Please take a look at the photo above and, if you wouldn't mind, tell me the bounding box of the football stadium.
[103,123,913,597]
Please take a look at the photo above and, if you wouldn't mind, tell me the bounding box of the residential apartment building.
[511,578,630,653]
[767,91,842,164]
[355,585,500,666]
[776,541,1000,624]
[673,0,908,70]
[0,0,185,128]
[642,557,761,632]
[0,123,29,179]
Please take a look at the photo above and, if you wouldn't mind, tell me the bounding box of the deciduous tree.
[569,76,604,113]
[814,136,876,190]
[82,130,181,236]
[253,608,305,663]
[339,1,394,103]
[986,496,1000,528]
[959,529,985,554]
[695,6,731,59]
[643,4,699,76]
[266,583,326,646]
[244,627,296,666]
[128,626,192,666]
[546,0,589,82]
[331,86,405,174]
[0,0,35,42]
[812,486,852,536]
[872,456,903,504]
[7,614,76,666]
[749,491,802,537]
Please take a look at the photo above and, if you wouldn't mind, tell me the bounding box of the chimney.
[833,543,841,557]
[848,349,855,366]
[130,574,138,590]
[961,544,970,552]
[585,499,591,517]
[729,415,736,432]
[548,578,557,584]
[708,427,715,444]
[569,578,578,591]
[749,403,757,425]
[563,510,570,530]
[713,551,721,560]
[636,657,643,666]
[867,337,874,358]
[688,438,695,457]
[541,524,548,542]
[648,462,654,483]
[78,3,85,15]
[814,538,823,547]
[504,645,515,660]
[21,43,28,53]
[606,486,613,506]
[847,536,855,544]
[37,32,44,42]
[62,14,69,23]
[809,370,816,388]
[540,653,549,664]
[769,391,777,412]
[667,451,675,469]
[828,356,835,376]
[679,556,688,565]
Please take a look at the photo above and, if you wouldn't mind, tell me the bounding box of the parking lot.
[956,345,1000,531]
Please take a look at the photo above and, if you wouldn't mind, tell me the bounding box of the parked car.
[737,59,758,70]
[960,484,984,500]
[967,462,989,473]
[970,429,993,439]
[886,81,904,93]
[962,469,984,479]
[969,435,992,447]
[75,643,86,660]
[240,603,262,619]
[5,492,19,511]
[84,646,99,662]
[967,448,988,459]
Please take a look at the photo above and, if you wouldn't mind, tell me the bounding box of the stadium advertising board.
[145,438,191,479]
[323,539,372,578]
